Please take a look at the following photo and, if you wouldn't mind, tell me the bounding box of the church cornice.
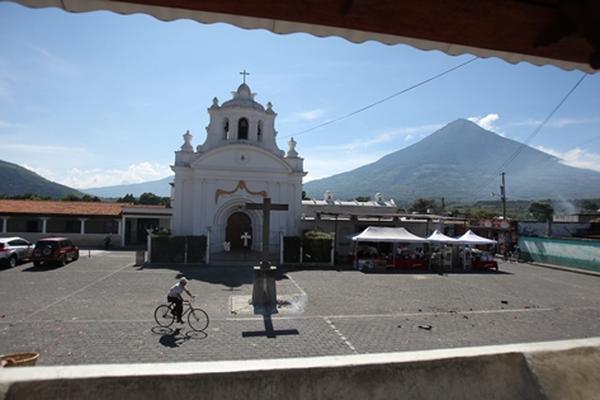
[189,144,293,173]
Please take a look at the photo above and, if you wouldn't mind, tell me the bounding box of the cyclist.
[167,277,194,323]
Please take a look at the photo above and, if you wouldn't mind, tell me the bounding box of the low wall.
[2,338,599,400]
[519,235,600,272]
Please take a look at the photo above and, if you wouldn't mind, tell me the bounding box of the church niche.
[223,118,229,140]
[238,118,249,140]
[257,120,263,142]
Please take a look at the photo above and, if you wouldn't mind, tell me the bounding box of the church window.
[238,118,249,140]
[257,121,263,142]
[223,118,229,140]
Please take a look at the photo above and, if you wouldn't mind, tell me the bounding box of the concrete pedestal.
[252,265,277,311]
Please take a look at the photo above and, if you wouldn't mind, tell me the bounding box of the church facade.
[170,82,305,254]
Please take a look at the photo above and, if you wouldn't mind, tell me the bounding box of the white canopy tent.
[456,230,497,245]
[352,227,428,243]
[426,230,459,244]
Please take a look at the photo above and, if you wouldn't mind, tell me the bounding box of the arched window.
[238,118,249,140]
[222,118,229,140]
[257,121,263,142]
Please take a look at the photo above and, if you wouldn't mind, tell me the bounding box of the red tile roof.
[0,200,130,217]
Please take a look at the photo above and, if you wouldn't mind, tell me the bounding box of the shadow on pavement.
[137,264,289,289]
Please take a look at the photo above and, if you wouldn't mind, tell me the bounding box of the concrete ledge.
[2,338,599,400]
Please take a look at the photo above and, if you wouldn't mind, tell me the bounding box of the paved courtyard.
[1,251,599,366]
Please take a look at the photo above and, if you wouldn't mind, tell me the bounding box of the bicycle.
[154,299,210,332]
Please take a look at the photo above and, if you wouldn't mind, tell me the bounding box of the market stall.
[352,227,428,271]
[426,230,459,272]
[456,230,498,270]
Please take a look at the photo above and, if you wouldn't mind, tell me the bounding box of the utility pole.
[500,172,507,220]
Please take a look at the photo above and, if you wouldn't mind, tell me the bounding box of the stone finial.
[324,190,334,202]
[266,101,274,114]
[181,130,193,152]
[286,137,299,157]
[210,97,219,108]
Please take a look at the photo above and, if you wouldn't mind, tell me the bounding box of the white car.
[0,237,34,268]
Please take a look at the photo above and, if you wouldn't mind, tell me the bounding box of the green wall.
[519,236,600,272]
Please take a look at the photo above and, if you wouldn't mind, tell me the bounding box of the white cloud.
[536,145,600,172]
[304,151,387,182]
[294,109,325,121]
[314,123,443,152]
[28,44,77,75]
[468,113,504,135]
[301,123,444,181]
[25,162,173,189]
[513,117,597,129]
[1,143,89,158]
[0,119,26,130]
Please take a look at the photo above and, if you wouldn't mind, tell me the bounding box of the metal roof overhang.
[11,0,600,72]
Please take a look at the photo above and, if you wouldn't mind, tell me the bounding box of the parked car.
[32,238,79,267]
[0,237,34,268]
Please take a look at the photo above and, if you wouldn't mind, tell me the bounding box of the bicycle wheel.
[154,304,175,327]
[187,307,209,332]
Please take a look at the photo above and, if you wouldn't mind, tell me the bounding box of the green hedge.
[283,236,301,263]
[151,235,206,263]
[302,230,332,263]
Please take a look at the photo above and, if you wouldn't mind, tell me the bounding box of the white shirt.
[168,283,186,298]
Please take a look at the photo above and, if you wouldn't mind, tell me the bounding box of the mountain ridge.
[304,119,600,203]
[0,159,84,199]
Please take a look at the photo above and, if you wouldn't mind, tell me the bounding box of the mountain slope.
[0,159,84,198]
[83,176,173,198]
[304,119,600,203]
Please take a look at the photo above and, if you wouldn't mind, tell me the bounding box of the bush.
[283,236,301,263]
[151,235,207,263]
[302,230,332,263]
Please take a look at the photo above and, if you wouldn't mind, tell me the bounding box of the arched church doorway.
[226,212,252,250]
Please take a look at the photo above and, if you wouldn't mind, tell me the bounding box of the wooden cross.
[241,231,251,247]
[246,198,288,266]
[240,69,250,83]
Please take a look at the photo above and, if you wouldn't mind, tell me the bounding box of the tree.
[409,198,436,213]
[138,192,162,205]
[580,199,600,211]
[301,191,311,200]
[355,196,371,202]
[117,194,137,204]
[529,201,554,221]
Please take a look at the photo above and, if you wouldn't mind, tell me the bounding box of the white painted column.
[1,217,7,233]
[79,218,87,235]
[146,228,153,262]
[121,215,126,247]
[116,219,122,236]
[41,218,48,234]
[279,230,284,265]
[330,232,336,267]
[206,227,211,264]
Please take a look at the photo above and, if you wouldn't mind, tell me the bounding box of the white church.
[170,79,306,255]
[170,76,443,260]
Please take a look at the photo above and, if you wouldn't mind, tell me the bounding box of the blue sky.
[1,2,599,189]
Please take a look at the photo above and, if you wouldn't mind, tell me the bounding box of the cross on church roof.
[240,69,250,84]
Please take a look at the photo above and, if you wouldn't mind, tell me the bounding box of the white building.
[170,82,305,254]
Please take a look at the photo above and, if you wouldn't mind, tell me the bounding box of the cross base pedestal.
[252,265,277,312]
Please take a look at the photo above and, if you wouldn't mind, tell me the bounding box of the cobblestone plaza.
[1,251,599,365]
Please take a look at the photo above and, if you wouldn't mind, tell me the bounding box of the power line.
[477,72,588,197]
[285,56,479,138]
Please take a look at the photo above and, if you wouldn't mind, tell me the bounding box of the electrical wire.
[285,56,479,138]
[476,72,588,196]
